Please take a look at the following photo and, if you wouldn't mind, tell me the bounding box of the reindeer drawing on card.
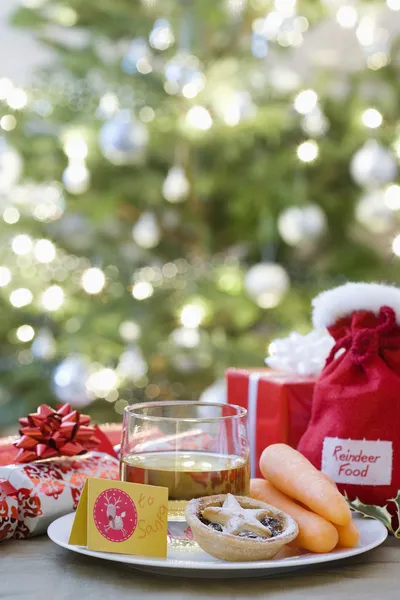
[104,493,127,537]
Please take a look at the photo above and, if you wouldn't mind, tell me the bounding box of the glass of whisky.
[120,401,250,528]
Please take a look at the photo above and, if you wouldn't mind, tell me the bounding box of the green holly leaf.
[389,491,400,539]
[345,492,394,534]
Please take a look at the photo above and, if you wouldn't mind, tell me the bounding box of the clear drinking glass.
[120,402,250,527]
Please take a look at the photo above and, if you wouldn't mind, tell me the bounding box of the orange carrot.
[250,478,339,553]
[259,444,351,526]
[320,472,360,548]
[335,520,360,548]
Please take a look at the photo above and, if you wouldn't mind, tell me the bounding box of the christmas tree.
[1,0,400,429]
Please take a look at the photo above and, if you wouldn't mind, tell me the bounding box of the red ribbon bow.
[326,305,400,367]
[13,403,101,463]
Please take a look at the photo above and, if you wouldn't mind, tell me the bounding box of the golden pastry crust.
[185,493,298,562]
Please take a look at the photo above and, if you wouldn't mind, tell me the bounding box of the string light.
[0,115,17,131]
[10,288,33,308]
[34,239,56,263]
[384,185,400,210]
[41,285,64,311]
[62,161,90,195]
[119,320,141,341]
[297,140,319,162]
[97,93,119,119]
[185,106,213,131]
[7,88,27,110]
[3,207,20,224]
[362,108,382,129]
[86,368,119,398]
[12,234,33,256]
[0,267,11,287]
[180,303,206,328]
[63,134,88,160]
[132,281,154,300]
[139,107,155,123]
[16,325,35,342]
[294,90,318,115]
[81,267,106,294]
[336,6,358,28]
[392,234,400,256]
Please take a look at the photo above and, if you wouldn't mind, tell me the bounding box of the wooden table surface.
[1,535,399,600]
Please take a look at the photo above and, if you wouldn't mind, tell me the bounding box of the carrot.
[320,472,360,548]
[335,520,360,548]
[250,478,339,553]
[259,444,351,526]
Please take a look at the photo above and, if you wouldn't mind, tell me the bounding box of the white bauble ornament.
[99,110,148,165]
[244,262,290,308]
[199,379,227,404]
[31,328,56,360]
[356,189,394,233]
[162,166,189,203]
[52,355,91,407]
[132,212,160,248]
[0,138,22,192]
[350,140,397,189]
[117,345,148,381]
[62,161,90,195]
[164,53,205,97]
[278,204,327,246]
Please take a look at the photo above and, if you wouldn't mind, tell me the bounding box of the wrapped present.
[226,329,334,478]
[0,451,119,541]
[0,404,121,541]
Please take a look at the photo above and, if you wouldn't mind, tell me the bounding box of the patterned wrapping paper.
[0,420,123,542]
[0,451,119,541]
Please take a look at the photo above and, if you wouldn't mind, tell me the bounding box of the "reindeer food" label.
[322,438,393,486]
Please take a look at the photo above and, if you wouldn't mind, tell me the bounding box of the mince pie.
[185,493,298,562]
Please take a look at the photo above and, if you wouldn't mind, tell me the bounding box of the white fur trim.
[312,282,400,329]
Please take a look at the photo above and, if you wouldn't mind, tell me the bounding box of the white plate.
[48,513,387,579]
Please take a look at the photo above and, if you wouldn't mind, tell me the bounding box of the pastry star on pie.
[202,493,274,537]
[185,493,298,562]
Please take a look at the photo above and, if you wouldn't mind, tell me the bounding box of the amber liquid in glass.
[120,450,250,521]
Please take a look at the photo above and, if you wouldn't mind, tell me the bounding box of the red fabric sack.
[298,283,400,507]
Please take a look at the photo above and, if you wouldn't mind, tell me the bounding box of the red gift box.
[226,369,316,478]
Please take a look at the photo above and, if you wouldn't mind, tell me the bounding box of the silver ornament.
[99,110,148,165]
[31,328,56,360]
[356,189,394,233]
[244,262,290,308]
[350,140,397,189]
[278,204,327,246]
[117,345,148,381]
[52,354,91,407]
[199,379,227,404]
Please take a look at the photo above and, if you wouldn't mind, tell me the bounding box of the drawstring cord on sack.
[326,306,400,366]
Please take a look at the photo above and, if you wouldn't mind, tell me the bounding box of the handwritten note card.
[68,478,168,557]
